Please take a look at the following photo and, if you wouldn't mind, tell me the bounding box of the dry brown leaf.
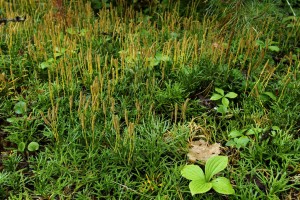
[187,139,221,162]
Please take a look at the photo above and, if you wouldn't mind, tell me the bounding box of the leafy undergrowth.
[0,0,299,199]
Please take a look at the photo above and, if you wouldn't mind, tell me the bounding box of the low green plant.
[17,142,26,152]
[148,53,171,68]
[226,126,280,148]
[39,47,67,70]
[226,129,253,149]
[17,141,40,152]
[13,101,27,115]
[210,88,238,115]
[7,101,27,124]
[181,156,235,196]
[255,39,280,53]
[27,141,39,152]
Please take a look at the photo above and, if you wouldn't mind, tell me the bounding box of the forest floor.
[0,1,299,199]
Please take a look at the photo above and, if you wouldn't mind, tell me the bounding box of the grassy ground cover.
[0,0,299,199]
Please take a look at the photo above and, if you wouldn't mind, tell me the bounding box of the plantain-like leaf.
[268,46,280,52]
[228,130,243,138]
[212,177,235,194]
[181,165,205,181]
[189,180,212,196]
[205,156,228,181]
[235,136,250,148]
[263,92,277,101]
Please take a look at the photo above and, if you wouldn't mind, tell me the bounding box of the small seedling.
[148,53,171,67]
[39,58,55,69]
[226,129,251,149]
[14,101,27,115]
[226,126,280,148]
[255,39,280,52]
[210,88,238,114]
[18,142,26,152]
[27,142,39,152]
[181,156,235,196]
[7,101,27,123]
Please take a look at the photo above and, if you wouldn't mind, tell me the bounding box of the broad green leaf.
[272,126,280,131]
[222,97,229,107]
[54,52,63,58]
[155,53,163,61]
[79,29,88,36]
[263,92,277,101]
[268,46,280,52]
[18,142,26,152]
[233,138,241,148]
[215,88,224,96]
[55,47,66,53]
[205,156,228,181]
[255,40,265,47]
[6,117,18,123]
[14,101,26,114]
[40,59,54,69]
[228,130,243,138]
[170,32,179,39]
[149,57,160,67]
[54,48,66,58]
[259,94,269,101]
[47,58,55,63]
[159,55,170,62]
[210,93,223,101]
[217,105,227,114]
[40,62,50,69]
[246,128,262,135]
[282,16,296,23]
[235,136,250,148]
[28,142,39,152]
[225,92,238,99]
[181,165,205,181]
[225,140,236,147]
[212,177,235,194]
[189,180,212,195]
[66,27,76,35]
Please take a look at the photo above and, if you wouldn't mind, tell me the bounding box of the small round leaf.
[28,142,39,151]
[14,101,26,114]
[18,142,26,152]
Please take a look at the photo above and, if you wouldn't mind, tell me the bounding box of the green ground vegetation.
[0,0,299,199]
